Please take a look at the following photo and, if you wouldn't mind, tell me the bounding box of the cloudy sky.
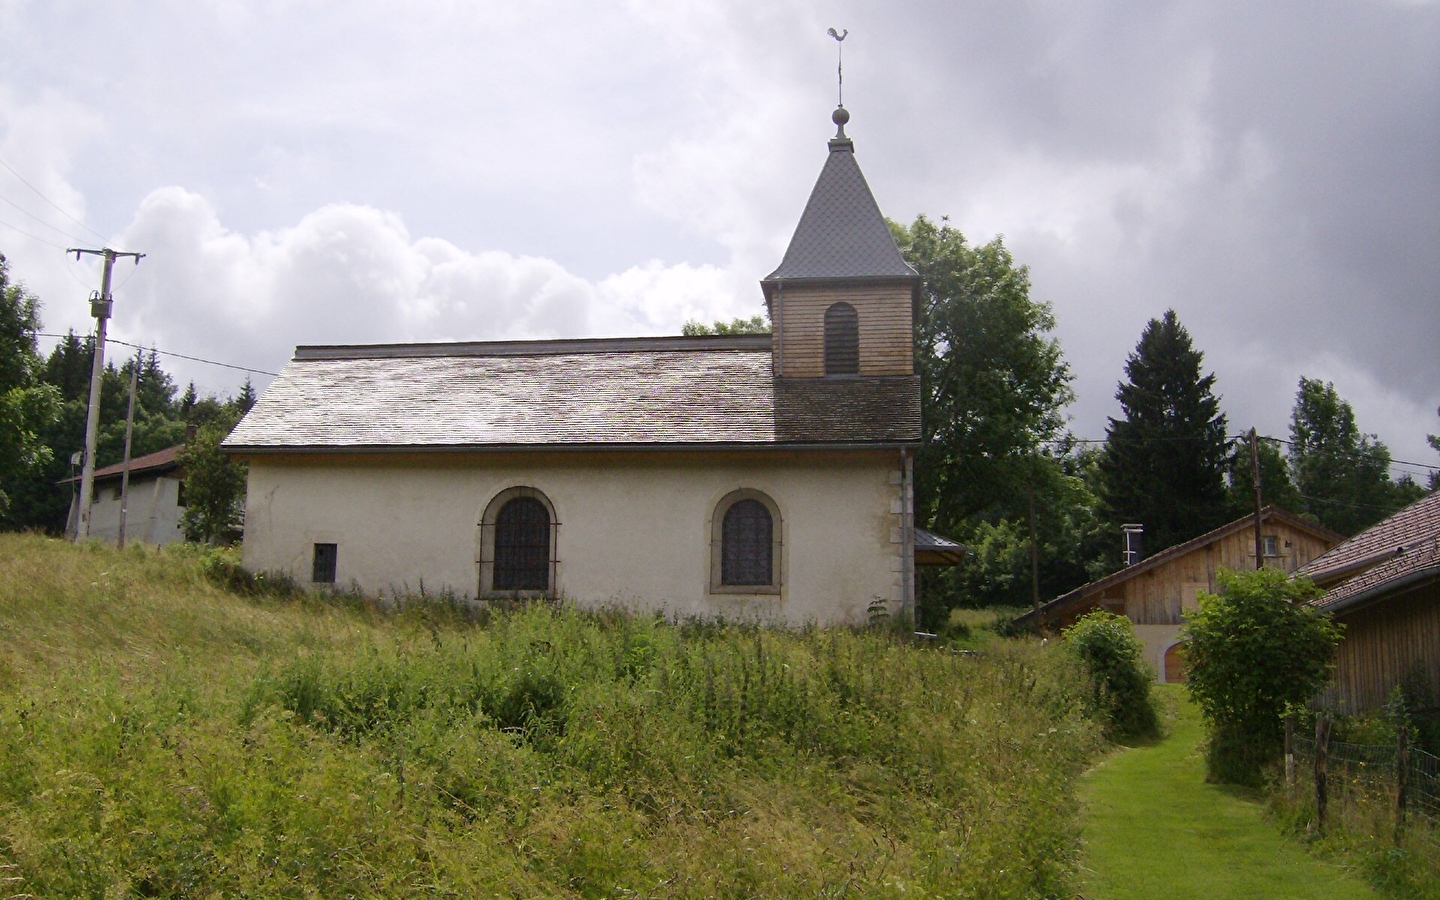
[2,1,1437,475]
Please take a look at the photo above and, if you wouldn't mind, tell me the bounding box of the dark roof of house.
[1014,506,1344,627]
[1302,490,1440,615]
[763,122,918,284]
[223,334,922,453]
[58,444,183,484]
[915,528,965,566]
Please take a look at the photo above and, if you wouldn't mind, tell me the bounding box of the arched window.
[711,490,782,593]
[480,487,557,594]
[823,301,859,375]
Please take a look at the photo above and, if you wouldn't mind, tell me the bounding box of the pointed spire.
[764,107,916,283]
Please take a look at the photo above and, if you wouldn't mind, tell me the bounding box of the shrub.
[1063,610,1158,741]
[1183,567,1339,786]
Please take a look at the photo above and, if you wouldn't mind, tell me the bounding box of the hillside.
[0,535,1101,898]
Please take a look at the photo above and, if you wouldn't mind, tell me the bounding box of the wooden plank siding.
[1322,580,1440,714]
[774,284,913,377]
[1052,519,1336,629]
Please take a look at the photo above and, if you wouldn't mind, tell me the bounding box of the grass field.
[1078,686,1373,900]
[0,534,1104,898]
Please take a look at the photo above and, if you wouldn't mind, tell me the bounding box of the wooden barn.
[1014,507,1342,682]
[1299,490,1440,714]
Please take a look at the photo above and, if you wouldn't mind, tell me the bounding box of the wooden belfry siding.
[1324,581,1440,714]
[776,283,912,377]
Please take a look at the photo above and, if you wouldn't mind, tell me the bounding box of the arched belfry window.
[710,490,782,594]
[480,487,557,595]
[823,301,860,375]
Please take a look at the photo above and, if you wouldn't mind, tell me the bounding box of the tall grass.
[0,534,1103,898]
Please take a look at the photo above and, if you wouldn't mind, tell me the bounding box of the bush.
[1064,610,1158,741]
[1183,567,1339,786]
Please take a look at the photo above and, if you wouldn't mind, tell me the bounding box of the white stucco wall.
[69,475,187,546]
[1132,624,1184,683]
[240,450,908,626]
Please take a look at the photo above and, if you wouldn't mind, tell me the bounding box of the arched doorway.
[1163,642,1188,684]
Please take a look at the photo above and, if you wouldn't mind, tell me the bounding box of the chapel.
[224,105,954,624]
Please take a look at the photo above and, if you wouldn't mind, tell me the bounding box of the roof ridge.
[294,333,773,361]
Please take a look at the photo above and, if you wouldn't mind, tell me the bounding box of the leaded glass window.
[494,496,550,591]
[722,498,773,586]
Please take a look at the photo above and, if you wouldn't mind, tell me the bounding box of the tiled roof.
[58,444,183,484]
[1302,490,1440,613]
[1298,490,1440,583]
[223,335,922,452]
[1014,506,1343,627]
[764,137,918,282]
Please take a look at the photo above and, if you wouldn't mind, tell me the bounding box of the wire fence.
[1288,720,1440,859]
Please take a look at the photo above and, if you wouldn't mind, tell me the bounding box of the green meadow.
[0,534,1102,898]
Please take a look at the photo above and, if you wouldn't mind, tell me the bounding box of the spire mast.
[826,27,848,107]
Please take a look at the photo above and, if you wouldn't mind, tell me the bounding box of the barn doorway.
[1163,642,1188,683]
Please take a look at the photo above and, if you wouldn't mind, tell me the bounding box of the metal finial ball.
[832,106,850,126]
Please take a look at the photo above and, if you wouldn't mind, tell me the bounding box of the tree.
[0,254,60,525]
[891,215,1077,613]
[1064,610,1159,741]
[681,315,769,336]
[179,415,247,544]
[1097,310,1230,560]
[1224,433,1304,519]
[1183,567,1339,785]
[1288,378,1414,536]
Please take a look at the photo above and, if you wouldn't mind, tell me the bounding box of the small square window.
[312,543,338,583]
[1261,535,1280,557]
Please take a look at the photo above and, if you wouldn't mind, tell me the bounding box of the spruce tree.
[1097,310,1230,560]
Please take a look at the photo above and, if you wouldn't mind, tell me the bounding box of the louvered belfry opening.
[721,499,774,586]
[493,496,551,591]
[823,301,860,375]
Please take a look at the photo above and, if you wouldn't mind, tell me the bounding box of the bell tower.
[762,106,919,379]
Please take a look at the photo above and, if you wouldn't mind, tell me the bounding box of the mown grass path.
[1078,687,1374,899]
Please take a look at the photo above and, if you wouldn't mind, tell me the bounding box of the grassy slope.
[0,535,1103,898]
[1078,686,1373,900]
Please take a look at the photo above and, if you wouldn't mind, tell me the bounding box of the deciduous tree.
[1288,377,1417,536]
[1183,567,1338,785]
[891,216,1077,613]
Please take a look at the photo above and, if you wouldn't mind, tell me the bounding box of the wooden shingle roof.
[223,334,922,454]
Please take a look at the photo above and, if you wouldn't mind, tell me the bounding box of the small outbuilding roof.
[223,334,922,454]
[58,444,184,485]
[915,528,966,566]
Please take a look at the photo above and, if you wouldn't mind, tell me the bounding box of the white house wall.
[241,450,907,626]
[69,476,187,546]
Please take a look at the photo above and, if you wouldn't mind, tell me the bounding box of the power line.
[0,154,109,244]
[0,193,88,245]
[1037,432,1439,473]
[36,331,279,377]
[0,216,70,251]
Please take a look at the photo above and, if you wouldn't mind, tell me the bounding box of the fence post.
[1395,725,1409,843]
[1284,715,1295,791]
[1315,715,1331,833]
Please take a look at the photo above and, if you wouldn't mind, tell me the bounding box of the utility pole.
[1028,484,1042,634]
[1250,428,1264,570]
[69,247,144,541]
[116,350,140,549]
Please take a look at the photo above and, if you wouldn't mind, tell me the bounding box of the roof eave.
[223,439,925,458]
[1315,566,1440,617]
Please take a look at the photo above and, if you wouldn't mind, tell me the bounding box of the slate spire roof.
[764,107,918,283]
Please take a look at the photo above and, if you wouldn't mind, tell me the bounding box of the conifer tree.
[1097,310,1229,560]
